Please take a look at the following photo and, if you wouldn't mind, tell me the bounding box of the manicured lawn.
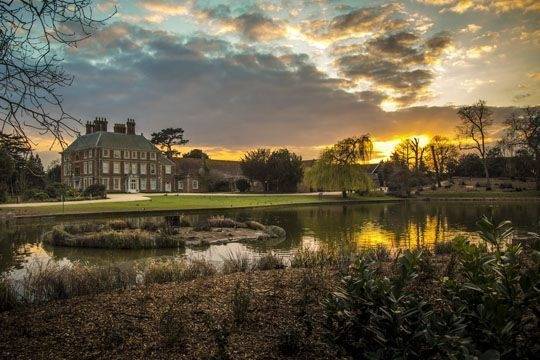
[0,194,396,216]
[420,190,540,198]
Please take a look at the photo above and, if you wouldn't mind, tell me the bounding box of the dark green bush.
[323,219,540,359]
[23,188,49,201]
[82,183,106,198]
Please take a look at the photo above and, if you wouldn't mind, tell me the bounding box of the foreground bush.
[324,218,540,359]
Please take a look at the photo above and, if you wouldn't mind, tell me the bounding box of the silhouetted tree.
[267,149,303,192]
[151,128,189,159]
[241,148,271,190]
[504,106,540,189]
[456,100,494,187]
[183,149,209,159]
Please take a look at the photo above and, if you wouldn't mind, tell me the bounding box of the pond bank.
[1,195,401,220]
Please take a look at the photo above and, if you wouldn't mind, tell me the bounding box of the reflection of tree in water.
[0,224,46,273]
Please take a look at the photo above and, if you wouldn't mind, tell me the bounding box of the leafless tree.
[456,100,493,187]
[1,0,115,149]
[427,135,458,187]
[504,106,540,190]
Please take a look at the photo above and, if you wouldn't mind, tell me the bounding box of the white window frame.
[131,163,137,174]
[192,180,199,190]
[123,162,130,174]
[131,151,138,159]
[150,152,156,160]
[140,163,147,175]
[149,164,156,175]
[165,165,171,174]
[83,162,88,175]
[88,161,93,175]
[102,161,109,174]
[113,177,121,191]
[178,181,183,190]
[113,150,121,159]
[103,149,109,158]
[140,178,146,191]
[150,179,157,190]
[140,152,147,160]
[113,162,120,174]
[123,150,130,159]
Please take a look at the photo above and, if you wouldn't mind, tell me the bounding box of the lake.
[1,200,539,279]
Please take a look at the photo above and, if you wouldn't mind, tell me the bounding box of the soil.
[0,269,337,360]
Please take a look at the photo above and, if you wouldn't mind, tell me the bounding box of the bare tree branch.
[1,0,116,149]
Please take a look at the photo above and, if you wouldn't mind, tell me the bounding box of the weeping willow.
[305,149,373,197]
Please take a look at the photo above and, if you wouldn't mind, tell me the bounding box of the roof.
[63,131,158,153]
[173,158,243,178]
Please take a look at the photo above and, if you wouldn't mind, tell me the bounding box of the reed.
[222,252,252,274]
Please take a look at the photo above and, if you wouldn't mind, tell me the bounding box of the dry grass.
[47,226,184,249]
[222,252,252,274]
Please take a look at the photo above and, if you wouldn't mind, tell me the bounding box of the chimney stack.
[113,123,126,134]
[93,117,108,132]
[126,118,135,135]
[85,121,94,134]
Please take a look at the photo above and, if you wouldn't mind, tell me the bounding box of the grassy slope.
[0,194,395,216]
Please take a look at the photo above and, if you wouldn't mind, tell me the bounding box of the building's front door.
[128,177,139,193]
[165,181,171,192]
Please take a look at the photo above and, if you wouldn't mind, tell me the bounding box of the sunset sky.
[36,0,539,164]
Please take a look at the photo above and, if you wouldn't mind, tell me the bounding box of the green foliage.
[240,148,303,192]
[323,219,540,359]
[305,148,373,195]
[23,188,49,201]
[235,178,250,192]
[82,183,106,198]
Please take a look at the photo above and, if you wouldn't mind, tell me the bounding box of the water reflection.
[1,201,539,277]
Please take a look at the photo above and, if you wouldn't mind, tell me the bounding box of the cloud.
[58,22,497,157]
[528,72,540,80]
[223,13,287,41]
[513,93,531,102]
[460,24,482,33]
[303,3,406,42]
[333,31,452,106]
[417,0,540,13]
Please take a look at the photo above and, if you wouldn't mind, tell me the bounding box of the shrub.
[253,253,285,270]
[140,220,161,231]
[145,260,187,284]
[222,253,251,274]
[21,262,137,303]
[23,189,49,201]
[235,178,250,193]
[82,183,106,198]
[182,259,216,280]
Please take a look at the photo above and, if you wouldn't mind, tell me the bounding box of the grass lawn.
[420,190,540,198]
[0,194,396,217]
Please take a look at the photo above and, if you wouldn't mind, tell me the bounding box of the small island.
[44,217,286,249]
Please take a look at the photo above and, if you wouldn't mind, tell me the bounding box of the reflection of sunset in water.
[1,201,538,279]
